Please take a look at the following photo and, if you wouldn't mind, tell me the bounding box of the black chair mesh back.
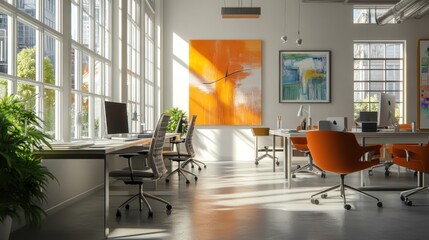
[185,115,197,158]
[149,113,170,179]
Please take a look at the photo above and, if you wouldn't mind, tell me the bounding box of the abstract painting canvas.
[189,40,262,125]
[279,51,330,103]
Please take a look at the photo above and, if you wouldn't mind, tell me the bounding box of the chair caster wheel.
[116,210,121,218]
[414,171,418,177]
[384,171,390,177]
[400,195,405,201]
[292,174,296,178]
[198,167,202,170]
[165,178,170,183]
[148,211,153,218]
[276,161,280,166]
[311,198,319,205]
[194,176,198,181]
[321,173,326,178]
[368,170,373,176]
[186,180,190,184]
[321,194,328,199]
[405,199,412,206]
[204,165,207,168]
[125,204,130,210]
[296,165,301,169]
[377,202,383,208]
[166,204,172,210]
[191,165,194,168]
[344,204,351,210]
[255,161,259,165]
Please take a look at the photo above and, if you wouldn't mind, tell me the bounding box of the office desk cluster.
[270,129,429,189]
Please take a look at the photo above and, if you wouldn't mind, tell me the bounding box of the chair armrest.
[361,144,382,161]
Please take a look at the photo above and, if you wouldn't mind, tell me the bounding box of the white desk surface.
[269,129,429,189]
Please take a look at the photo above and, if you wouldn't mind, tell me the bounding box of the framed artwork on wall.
[418,39,429,130]
[279,50,331,103]
[189,40,262,126]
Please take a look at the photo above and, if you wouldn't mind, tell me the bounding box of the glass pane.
[370,70,384,81]
[369,82,384,91]
[16,82,36,106]
[71,4,79,41]
[94,97,102,139]
[354,60,369,69]
[17,0,37,19]
[82,53,89,92]
[354,43,369,58]
[71,48,76,89]
[370,44,385,58]
[354,82,369,91]
[386,82,402,91]
[104,64,111,96]
[0,12,9,74]
[386,44,403,58]
[0,79,10,97]
[354,91,371,102]
[44,35,56,84]
[386,70,403,81]
[94,60,101,94]
[95,24,101,54]
[370,60,384,69]
[17,21,37,81]
[81,95,89,138]
[83,0,90,15]
[44,0,57,30]
[95,0,102,23]
[43,88,56,138]
[386,60,402,69]
[82,12,90,47]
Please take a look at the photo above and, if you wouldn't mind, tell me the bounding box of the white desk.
[270,129,429,189]
[39,138,151,238]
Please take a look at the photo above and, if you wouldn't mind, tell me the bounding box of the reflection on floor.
[10,161,429,240]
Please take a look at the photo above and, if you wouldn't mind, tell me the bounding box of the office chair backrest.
[148,113,170,178]
[251,128,269,137]
[306,131,369,173]
[185,115,197,157]
[175,115,184,135]
[392,143,429,172]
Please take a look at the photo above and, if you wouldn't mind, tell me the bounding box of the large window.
[144,2,156,130]
[353,41,405,123]
[70,0,111,140]
[353,5,396,24]
[0,0,62,139]
[127,0,141,133]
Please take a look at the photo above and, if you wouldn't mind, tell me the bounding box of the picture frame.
[418,39,429,130]
[279,50,331,103]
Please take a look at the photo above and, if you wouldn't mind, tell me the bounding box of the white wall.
[162,0,429,161]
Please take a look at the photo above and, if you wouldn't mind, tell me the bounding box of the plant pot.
[0,216,12,240]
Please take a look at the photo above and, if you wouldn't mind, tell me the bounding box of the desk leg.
[104,155,110,238]
[360,137,365,187]
[286,137,291,188]
[272,135,276,172]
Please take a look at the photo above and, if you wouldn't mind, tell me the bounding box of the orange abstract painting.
[189,40,262,125]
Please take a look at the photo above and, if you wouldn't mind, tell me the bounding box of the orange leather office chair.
[369,123,413,176]
[306,131,383,210]
[251,128,282,166]
[291,125,326,178]
[392,143,429,206]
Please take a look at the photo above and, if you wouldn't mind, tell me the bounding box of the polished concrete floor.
[10,160,429,240]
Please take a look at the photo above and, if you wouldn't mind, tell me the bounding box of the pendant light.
[280,0,287,43]
[296,0,303,46]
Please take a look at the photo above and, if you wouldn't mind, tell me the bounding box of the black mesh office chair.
[110,113,172,218]
[164,115,201,184]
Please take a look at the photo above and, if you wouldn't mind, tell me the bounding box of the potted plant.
[0,95,55,238]
[165,107,188,136]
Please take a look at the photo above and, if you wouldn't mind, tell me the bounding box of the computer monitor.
[378,93,397,128]
[104,101,129,135]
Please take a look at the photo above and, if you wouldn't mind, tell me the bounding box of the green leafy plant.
[165,107,188,135]
[0,95,56,228]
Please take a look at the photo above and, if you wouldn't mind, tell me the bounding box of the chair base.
[400,185,429,206]
[166,161,198,184]
[115,184,172,219]
[292,155,325,178]
[254,152,280,166]
[310,174,382,210]
[369,161,395,177]
[182,158,207,170]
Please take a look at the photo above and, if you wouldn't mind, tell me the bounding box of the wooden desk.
[270,129,429,189]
